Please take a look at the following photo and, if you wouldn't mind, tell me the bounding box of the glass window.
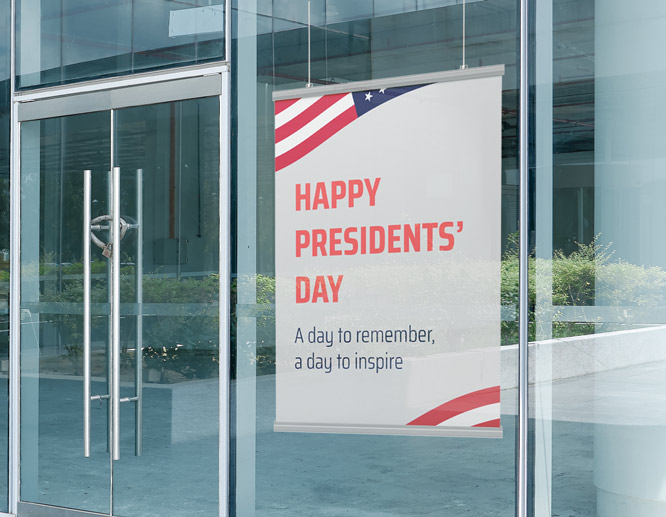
[233,2,519,515]
[533,0,666,514]
[16,0,226,89]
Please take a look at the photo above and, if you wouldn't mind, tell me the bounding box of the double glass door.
[17,76,224,516]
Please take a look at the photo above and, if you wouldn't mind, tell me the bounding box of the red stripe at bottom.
[473,419,501,428]
[407,386,500,426]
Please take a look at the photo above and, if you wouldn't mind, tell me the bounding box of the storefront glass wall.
[5,0,666,515]
[233,1,519,515]
[533,1,666,515]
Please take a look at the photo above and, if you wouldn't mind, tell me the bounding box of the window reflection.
[17,0,226,88]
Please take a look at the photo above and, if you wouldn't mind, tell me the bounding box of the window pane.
[17,0,226,89]
[234,2,519,515]
[533,0,666,514]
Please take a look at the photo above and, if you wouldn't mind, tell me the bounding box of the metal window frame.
[16,73,226,122]
[15,63,229,104]
[9,0,18,513]
[7,3,233,512]
[517,0,530,516]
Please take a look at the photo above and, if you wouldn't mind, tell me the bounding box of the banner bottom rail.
[274,421,503,439]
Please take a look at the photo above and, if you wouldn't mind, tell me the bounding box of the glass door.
[20,110,112,515]
[111,98,221,517]
[17,79,224,517]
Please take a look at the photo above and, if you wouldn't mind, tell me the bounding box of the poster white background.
[275,71,503,435]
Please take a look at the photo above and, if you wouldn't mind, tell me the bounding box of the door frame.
[9,62,231,517]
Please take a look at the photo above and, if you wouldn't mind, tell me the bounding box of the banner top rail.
[272,64,505,101]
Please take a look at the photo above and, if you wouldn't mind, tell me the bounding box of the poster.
[273,66,504,438]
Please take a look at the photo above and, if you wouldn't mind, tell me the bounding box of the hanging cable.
[307,0,313,87]
[460,0,468,70]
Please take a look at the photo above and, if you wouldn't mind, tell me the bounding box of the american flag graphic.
[274,85,425,172]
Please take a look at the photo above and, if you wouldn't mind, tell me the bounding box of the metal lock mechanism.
[90,214,129,259]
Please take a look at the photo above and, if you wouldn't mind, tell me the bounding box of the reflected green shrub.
[501,237,666,344]
[39,266,279,380]
[38,236,666,376]
[596,262,666,306]
[40,265,220,382]
[230,274,276,378]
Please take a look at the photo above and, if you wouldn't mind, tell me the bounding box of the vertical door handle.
[135,169,143,456]
[83,170,92,457]
[107,170,113,457]
[112,166,121,461]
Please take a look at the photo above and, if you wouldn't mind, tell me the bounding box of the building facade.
[0,1,664,516]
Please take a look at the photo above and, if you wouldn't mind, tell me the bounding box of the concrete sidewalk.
[4,355,666,515]
[253,358,666,516]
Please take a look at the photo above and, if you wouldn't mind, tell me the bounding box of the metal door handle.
[135,169,144,457]
[111,166,121,461]
[83,166,143,460]
[83,170,92,458]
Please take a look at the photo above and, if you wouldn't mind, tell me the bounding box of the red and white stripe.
[275,93,358,172]
[407,386,501,428]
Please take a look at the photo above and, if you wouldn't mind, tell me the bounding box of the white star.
[365,92,373,101]
[379,88,386,94]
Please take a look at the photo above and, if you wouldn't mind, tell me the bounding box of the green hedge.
[32,235,666,379]
[501,237,666,344]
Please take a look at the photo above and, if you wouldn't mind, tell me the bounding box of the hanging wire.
[307,0,313,87]
[460,0,468,70]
